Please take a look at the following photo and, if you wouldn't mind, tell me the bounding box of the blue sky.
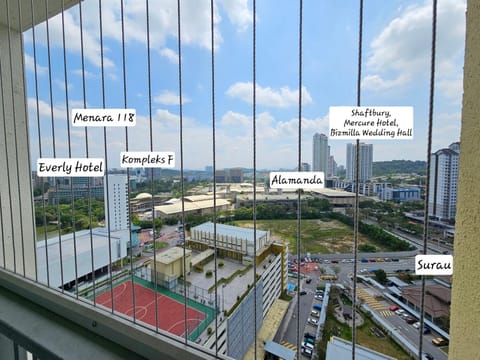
[24,0,466,170]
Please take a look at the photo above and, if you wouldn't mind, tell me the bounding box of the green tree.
[373,269,387,284]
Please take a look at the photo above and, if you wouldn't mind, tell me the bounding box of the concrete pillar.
[0,19,36,279]
[449,0,480,358]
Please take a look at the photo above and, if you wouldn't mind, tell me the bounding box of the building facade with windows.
[312,133,328,173]
[429,142,460,221]
[346,142,373,182]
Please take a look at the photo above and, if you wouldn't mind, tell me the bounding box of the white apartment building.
[313,133,329,173]
[346,142,373,182]
[105,174,129,231]
[429,142,460,221]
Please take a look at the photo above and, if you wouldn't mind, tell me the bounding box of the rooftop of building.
[154,198,231,215]
[155,247,192,265]
[325,336,397,360]
[191,222,268,242]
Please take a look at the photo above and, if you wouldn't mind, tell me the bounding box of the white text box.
[120,152,175,168]
[329,106,413,140]
[270,172,325,189]
[72,108,136,127]
[37,158,104,177]
[415,254,453,275]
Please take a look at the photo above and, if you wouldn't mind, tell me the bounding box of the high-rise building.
[327,154,337,177]
[346,143,373,182]
[429,142,460,221]
[312,133,329,173]
[105,174,129,231]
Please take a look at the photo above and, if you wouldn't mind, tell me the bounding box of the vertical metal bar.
[78,0,96,304]
[60,0,79,297]
[45,0,66,291]
[30,0,50,287]
[252,0,258,357]
[352,1,364,358]
[145,0,159,332]
[98,0,115,313]
[176,0,189,345]
[18,0,38,281]
[120,0,136,325]
[296,2,303,359]
[419,0,438,357]
[4,0,18,275]
[209,0,218,355]
[0,17,7,271]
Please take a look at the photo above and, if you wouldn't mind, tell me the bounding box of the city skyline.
[24,0,466,170]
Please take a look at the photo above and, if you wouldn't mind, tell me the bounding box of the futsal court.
[95,280,210,339]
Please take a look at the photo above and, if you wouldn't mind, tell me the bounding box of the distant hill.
[372,160,426,176]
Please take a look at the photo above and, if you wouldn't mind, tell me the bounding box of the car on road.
[422,326,431,334]
[302,347,313,358]
[389,305,399,311]
[413,321,421,329]
[301,341,314,350]
[306,278,312,284]
[299,290,307,295]
[308,318,318,326]
[304,336,315,345]
[432,337,449,346]
[422,353,434,360]
[406,317,417,324]
[310,310,320,318]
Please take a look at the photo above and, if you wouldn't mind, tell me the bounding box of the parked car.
[302,347,313,358]
[331,260,339,264]
[406,317,417,324]
[299,290,307,295]
[392,258,400,262]
[304,336,315,345]
[310,310,320,318]
[314,294,323,300]
[413,321,421,329]
[395,309,405,315]
[313,304,322,311]
[389,305,399,311]
[304,332,315,340]
[361,258,368,263]
[423,326,431,334]
[432,337,449,346]
[301,341,314,350]
[306,278,312,284]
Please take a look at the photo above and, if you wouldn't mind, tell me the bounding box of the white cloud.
[226,82,313,108]
[364,0,466,92]
[362,74,410,91]
[438,78,463,103]
[160,48,179,63]
[24,54,47,75]
[221,111,251,127]
[154,90,190,106]
[28,97,66,120]
[221,0,253,32]
[72,69,95,78]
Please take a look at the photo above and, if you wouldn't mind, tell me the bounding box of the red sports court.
[95,281,208,339]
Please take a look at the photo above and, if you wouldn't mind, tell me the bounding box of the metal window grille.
[0,0,457,359]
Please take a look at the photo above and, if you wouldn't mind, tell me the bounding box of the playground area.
[94,277,215,341]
